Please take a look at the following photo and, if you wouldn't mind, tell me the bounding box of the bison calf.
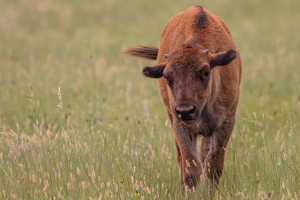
[122,6,242,191]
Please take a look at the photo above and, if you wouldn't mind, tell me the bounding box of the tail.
[121,46,158,60]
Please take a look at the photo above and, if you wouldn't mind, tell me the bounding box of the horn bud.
[165,54,169,59]
[203,49,209,55]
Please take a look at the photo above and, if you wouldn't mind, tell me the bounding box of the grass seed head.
[186,160,190,168]
[76,167,81,176]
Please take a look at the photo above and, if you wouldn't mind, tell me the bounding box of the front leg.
[200,118,235,187]
[174,125,202,190]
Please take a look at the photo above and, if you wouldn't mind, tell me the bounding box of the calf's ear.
[142,63,166,78]
[210,49,237,69]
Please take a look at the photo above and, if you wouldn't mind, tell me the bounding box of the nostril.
[175,108,182,118]
[188,106,196,117]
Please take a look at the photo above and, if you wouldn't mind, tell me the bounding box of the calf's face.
[143,45,236,130]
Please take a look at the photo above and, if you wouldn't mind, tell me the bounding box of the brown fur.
[122,6,242,191]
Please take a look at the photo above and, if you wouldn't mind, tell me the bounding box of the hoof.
[184,175,198,189]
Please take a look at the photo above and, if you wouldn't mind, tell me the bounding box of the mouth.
[179,118,199,126]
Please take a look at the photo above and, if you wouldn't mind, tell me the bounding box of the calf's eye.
[164,77,173,87]
[204,71,210,77]
[167,79,173,86]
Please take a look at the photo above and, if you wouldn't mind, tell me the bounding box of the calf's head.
[143,44,236,129]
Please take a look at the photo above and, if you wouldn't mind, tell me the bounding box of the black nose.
[175,106,196,121]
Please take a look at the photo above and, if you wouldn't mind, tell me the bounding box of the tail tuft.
[121,46,158,60]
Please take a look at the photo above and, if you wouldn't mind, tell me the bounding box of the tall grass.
[0,0,300,199]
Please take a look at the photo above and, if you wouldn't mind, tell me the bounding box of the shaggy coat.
[122,6,242,190]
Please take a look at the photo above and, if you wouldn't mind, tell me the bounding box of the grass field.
[1,0,300,199]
